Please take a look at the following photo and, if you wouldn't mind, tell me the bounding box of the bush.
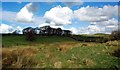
[111,48,120,58]
[110,30,120,40]
[70,35,108,43]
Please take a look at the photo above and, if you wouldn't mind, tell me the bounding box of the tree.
[56,28,62,35]
[23,27,36,41]
[12,30,20,34]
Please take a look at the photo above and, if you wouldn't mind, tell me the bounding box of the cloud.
[63,0,83,8]
[102,5,118,17]
[69,26,104,34]
[74,6,107,22]
[0,24,14,33]
[88,25,102,34]
[72,5,119,34]
[43,5,118,34]
[69,27,79,34]
[70,18,118,34]
[44,5,73,26]
[92,18,118,27]
[1,11,17,22]
[0,23,24,34]
[16,26,23,34]
[1,3,42,24]
[1,10,45,25]
[17,1,22,4]
[39,23,64,29]
[74,5,118,22]
[16,3,39,23]
[38,23,50,27]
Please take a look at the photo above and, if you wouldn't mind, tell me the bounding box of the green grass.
[34,43,119,68]
[65,45,119,68]
[2,35,120,68]
[2,35,75,47]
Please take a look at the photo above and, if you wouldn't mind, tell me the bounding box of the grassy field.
[1,35,120,68]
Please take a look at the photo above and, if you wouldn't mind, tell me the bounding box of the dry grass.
[1,40,119,68]
[57,42,79,52]
[105,40,119,46]
[2,47,38,68]
[54,61,62,68]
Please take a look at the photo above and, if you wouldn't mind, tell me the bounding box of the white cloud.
[69,27,79,34]
[102,5,118,17]
[0,24,14,33]
[74,5,118,22]
[92,18,118,27]
[16,3,39,23]
[17,1,22,4]
[43,5,118,34]
[69,27,88,34]
[44,5,73,26]
[72,5,119,34]
[38,23,50,27]
[0,23,24,34]
[64,0,83,7]
[88,25,102,34]
[70,18,118,34]
[69,25,104,34]
[16,26,23,34]
[74,6,107,22]
[1,11,17,22]
[1,10,45,25]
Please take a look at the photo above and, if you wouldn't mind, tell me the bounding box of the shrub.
[111,48,120,58]
[110,30,120,40]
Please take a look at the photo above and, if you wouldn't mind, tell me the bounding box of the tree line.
[8,26,120,41]
[12,26,72,41]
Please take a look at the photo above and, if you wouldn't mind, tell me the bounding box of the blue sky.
[0,2,119,34]
[2,2,118,15]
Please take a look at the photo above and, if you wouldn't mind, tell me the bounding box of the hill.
[2,35,76,47]
[1,34,120,68]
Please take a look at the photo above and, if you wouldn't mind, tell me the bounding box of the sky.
[0,2,119,34]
